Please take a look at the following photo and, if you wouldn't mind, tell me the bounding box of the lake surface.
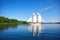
[0,23,60,40]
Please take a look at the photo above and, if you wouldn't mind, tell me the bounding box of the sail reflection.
[28,23,42,37]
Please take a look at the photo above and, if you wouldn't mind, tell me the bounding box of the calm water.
[0,24,60,40]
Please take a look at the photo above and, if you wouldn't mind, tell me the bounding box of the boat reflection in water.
[28,23,42,37]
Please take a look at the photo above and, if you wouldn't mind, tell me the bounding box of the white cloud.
[39,7,51,12]
[45,7,51,10]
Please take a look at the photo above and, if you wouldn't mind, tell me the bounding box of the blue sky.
[0,0,60,22]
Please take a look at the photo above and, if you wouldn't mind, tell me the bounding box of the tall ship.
[26,12,42,23]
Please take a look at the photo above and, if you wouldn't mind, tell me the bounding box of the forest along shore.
[0,16,27,26]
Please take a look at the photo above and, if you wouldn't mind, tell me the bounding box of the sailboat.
[26,12,42,23]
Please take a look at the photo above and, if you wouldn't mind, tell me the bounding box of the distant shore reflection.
[28,23,42,37]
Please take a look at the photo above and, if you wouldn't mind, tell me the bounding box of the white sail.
[37,12,42,22]
[26,16,32,22]
[32,13,37,23]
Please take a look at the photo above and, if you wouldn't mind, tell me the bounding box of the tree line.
[0,16,27,26]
